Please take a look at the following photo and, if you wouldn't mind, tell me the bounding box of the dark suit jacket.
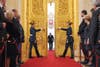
[78,19,87,40]
[6,19,20,41]
[12,18,24,42]
[61,27,74,43]
[88,8,100,45]
[48,35,54,43]
[0,7,5,23]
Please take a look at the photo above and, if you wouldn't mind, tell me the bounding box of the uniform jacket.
[61,27,74,43]
[29,27,41,42]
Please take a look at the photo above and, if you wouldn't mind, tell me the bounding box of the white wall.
[6,0,21,14]
[79,0,93,24]
[48,3,55,50]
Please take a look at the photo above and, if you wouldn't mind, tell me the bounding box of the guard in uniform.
[29,21,43,58]
[58,22,74,58]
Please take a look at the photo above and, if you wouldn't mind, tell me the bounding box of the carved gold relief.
[55,0,79,57]
[21,0,47,62]
[21,0,79,61]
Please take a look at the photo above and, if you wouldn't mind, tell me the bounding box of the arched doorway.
[21,0,79,62]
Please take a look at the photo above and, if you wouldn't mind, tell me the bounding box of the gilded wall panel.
[21,0,47,61]
[55,0,79,57]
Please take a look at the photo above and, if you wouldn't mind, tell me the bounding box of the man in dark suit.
[29,21,43,58]
[12,9,24,65]
[0,22,7,67]
[48,33,54,50]
[0,1,5,23]
[78,10,88,64]
[58,22,74,59]
[88,1,100,66]
[0,2,6,67]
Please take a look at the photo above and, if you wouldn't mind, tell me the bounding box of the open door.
[21,0,47,61]
[55,0,79,57]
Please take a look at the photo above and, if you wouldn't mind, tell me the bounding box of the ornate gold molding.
[21,0,47,62]
[55,0,79,57]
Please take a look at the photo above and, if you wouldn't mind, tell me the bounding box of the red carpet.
[21,51,82,67]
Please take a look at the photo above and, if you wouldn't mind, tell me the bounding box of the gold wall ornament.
[55,0,79,57]
[21,0,47,62]
[21,0,80,61]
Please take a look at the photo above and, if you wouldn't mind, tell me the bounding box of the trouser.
[80,39,88,60]
[0,50,5,67]
[63,41,74,57]
[95,43,100,67]
[10,56,16,67]
[29,42,40,57]
[17,42,22,63]
[7,42,17,67]
[49,42,53,50]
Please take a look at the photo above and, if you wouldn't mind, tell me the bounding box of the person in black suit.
[5,12,19,67]
[29,21,43,58]
[0,22,7,67]
[58,22,74,59]
[78,10,89,64]
[83,15,93,66]
[48,33,54,50]
[0,1,6,29]
[88,1,100,67]
[0,5,5,23]
[12,9,24,65]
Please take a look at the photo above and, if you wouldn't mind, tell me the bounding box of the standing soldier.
[58,21,74,59]
[29,21,43,58]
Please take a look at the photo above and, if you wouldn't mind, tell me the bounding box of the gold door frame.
[55,0,79,57]
[21,0,48,62]
[21,0,79,61]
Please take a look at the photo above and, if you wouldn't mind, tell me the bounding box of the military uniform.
[60,26,74,58]
[29,27,41,58]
